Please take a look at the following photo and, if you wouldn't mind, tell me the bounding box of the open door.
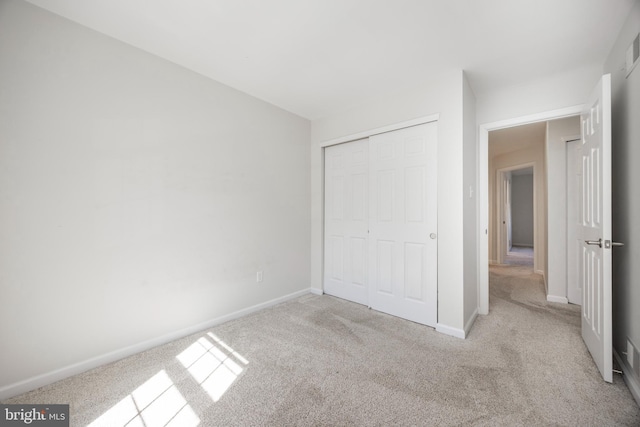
[496,170,511,264]
[580,74,613,382]
[566,139,582,305]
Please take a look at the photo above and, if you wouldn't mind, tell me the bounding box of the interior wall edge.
[464,308,479,337]
[538,270,547,288]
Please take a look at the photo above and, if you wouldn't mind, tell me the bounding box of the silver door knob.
[585,239,625,249]
[430,233,437,240]
[585,239,602,247]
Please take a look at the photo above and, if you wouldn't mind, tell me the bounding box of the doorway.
[499,166,535,267]
[478,75,613,383]
[477,106,583,315]
[488,121,545,276]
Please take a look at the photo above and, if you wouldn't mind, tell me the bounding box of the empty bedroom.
[1,0,640,425]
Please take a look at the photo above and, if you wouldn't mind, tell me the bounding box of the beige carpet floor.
[4,265,640,426]
[505,246,534,266]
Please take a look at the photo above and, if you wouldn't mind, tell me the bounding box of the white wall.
[477,64,602,125]
[311,70,468,334]
[511,174,534,246]
[545,116,580,302]
[604,0,640,404]
[0,0,310,398]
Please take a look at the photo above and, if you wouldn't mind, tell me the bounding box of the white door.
[580,74,613,383]
[324,139,369,305]
[566,139,582,305]
[505,174,513,252]
[497,170,512,263]
[368,123,438,326]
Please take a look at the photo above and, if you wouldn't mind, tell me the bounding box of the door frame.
[496,162,536,267]
[477,106,583,315]
[320,114,439,149]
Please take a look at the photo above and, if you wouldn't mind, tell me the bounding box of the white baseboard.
[464,309,479,337]
[309,287,323,296]
[436,323,466,339]
[437,311,479,339]
[547,295,569,304]
[0,288,313,401]
[614,349,640,407]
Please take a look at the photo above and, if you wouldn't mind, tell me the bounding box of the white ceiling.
[24,0,635,120]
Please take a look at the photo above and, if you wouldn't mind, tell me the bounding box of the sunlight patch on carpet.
[177,333,248,402]
[88,370,199,427]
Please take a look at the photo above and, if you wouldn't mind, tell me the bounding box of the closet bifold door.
[368,123,438,327]
[323,139,369,306]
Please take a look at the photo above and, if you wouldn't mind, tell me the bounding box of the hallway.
[504,245,534,267]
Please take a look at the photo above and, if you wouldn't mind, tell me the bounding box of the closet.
[323,122,438,326]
